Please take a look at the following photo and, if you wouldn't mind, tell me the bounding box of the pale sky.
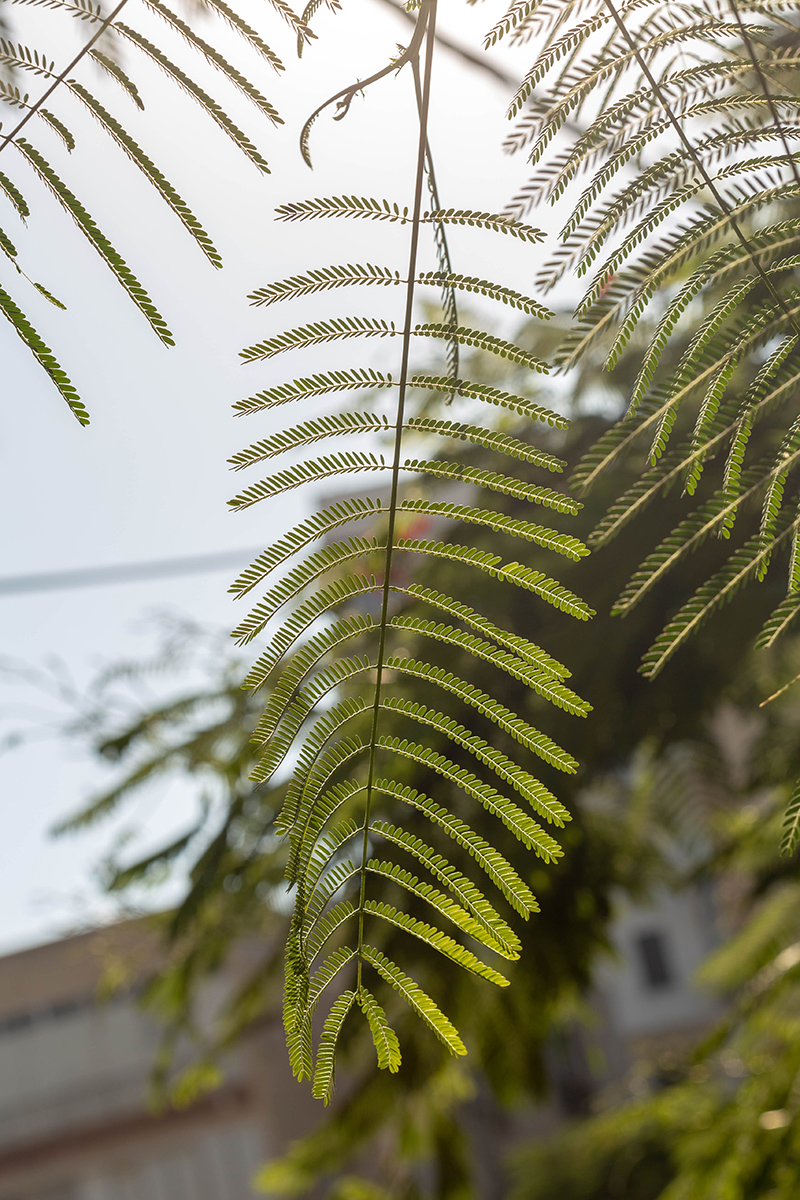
[0,0,567,954]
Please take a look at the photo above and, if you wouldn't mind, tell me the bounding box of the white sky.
[0,0,567,954]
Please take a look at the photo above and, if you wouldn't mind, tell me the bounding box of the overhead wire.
[0,547,264,596]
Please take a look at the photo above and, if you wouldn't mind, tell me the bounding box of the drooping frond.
[0,281,86,422]
[15,138,174,344]
[495,0,800,703]
[233,0,590,1093]
[0,0,295,419]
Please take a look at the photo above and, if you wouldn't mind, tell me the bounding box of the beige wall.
[0,926,315,1200]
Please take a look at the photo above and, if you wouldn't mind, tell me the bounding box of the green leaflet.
[249,262,553,316]
[641,518,798,679]
[249,263,401,304]
[240,316,549,370]
[366,859,509,960]
[274,195,545,242]
[305,899,358,966]
[312,990,356,1103]
[248,614,579,780]
[756,594,800,650]
[229,411,565,472]
[368,819,521,957]
[373,737,564,861]
[138,0,282,118]
[89,50,145,108]
[230,537,590,646]
[362,946,466,1057]
[408,375,566,425]
[68,82,222,267]
[15,139,174,345]
[114,24,272,171]
[363,898,510,986]
[380,694,578,793]
[287,946,356,1081]
[233,0,588,1093]
[0,226,18,260]
[0,283,87,424]
[373,780,539,918]
[228,495,585,602]
[239,572,573,685]
[234,367,393,413]
[781,780,800,856]
[358,989,401,1074]
[228,454,579,511]
[233,367,566,426]
[39,109,75,149]
[0,171,29,218]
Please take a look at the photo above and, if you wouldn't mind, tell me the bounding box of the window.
[635,931,673,989]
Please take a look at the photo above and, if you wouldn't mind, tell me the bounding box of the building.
[0,884,720,1200]
[0,923,315,1200]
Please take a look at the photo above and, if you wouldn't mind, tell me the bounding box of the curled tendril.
[299,0,432,167]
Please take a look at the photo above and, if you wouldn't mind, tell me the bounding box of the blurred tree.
[510,654,800,1200]
[39,305,798,1196]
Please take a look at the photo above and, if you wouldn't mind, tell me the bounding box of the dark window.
[636,931,673,989]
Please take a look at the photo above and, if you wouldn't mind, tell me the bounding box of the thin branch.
[760,668,800,706]
[356,0,436,986]
[412,53,458,391]
[299,5,430,167]
[374,0,516,89]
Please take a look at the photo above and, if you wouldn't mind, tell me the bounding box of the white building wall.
[597,885,719,1039]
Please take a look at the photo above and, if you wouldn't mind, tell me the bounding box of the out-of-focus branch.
[373,0,517,89]
[373,0,585,139]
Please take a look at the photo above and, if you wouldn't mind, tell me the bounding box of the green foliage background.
[52,311,800,1195]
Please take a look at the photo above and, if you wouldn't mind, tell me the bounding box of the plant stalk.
[356,0,437,988]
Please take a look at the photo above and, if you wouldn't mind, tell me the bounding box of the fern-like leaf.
[781,780,800,856]
[514,0,800,729]
[15,139,174,344]
[274,196,545,242]
[232,0,587,1093]
[0,283,87,423]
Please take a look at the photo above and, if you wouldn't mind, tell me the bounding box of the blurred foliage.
[511,827,800,1200]
[29,306,799,1196]
[510,636,800,1200]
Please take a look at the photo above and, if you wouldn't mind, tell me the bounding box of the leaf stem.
[356,0,437,990]
[412,55,458,390]
[299,3,431,168]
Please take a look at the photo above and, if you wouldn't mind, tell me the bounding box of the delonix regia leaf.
[230,0,593,1099]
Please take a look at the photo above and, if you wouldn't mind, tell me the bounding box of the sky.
[0,0,568,954]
